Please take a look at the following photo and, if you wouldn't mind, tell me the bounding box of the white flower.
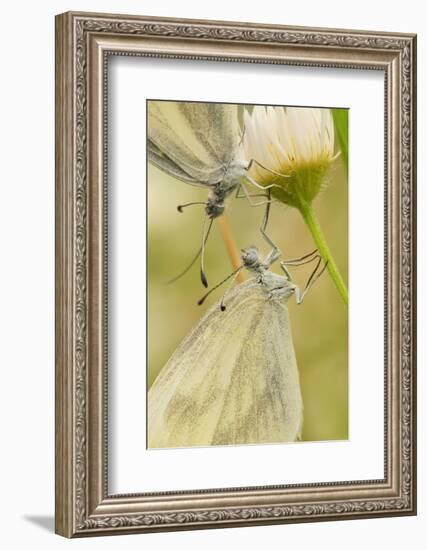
[243,106,338,207]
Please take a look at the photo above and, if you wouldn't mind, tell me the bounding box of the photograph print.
[147,100,348,450]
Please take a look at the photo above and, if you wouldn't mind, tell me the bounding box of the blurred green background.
[147,106,348,442]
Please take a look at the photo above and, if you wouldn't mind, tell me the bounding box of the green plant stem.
[298,200,348,305]
[332,109,348,174]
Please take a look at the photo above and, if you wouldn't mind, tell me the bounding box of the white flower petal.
[242,104,337,181]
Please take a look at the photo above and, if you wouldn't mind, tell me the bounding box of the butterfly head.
[206,194,225,218]
[241,247,263,272]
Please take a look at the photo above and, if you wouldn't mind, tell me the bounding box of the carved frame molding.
[55,11,416,537]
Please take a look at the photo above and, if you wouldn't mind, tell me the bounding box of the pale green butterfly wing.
[178,102,241,165]
[147,101,240,185]
[148,101,219,184]
[211,297,303,445]
[148,140,208,187]
[147,279,303,448]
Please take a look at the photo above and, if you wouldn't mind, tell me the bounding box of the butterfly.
[148,100,283,287]
[147,245,326,448]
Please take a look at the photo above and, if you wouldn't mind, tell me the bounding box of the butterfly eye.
[241,247,259,267]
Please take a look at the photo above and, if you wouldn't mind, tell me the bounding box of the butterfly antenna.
[167,216,213,285]
[177,201,207,213]
[197,265,243,307]
[219,268,246,311]
[200,217,213,288]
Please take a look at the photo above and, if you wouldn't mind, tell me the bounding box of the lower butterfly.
[147,246,327,449]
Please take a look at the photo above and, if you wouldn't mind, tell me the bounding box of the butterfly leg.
[264,245,281,269]
[245,173,282,194]
[279,263,293,282]
[235,185,268,202]
[238,184,281,256]
[236,181,275,206]
[294,257,329,304]
[259,189,282,258]
[246,158,290,180]
[280,249,319,267]
[279,249,320,278]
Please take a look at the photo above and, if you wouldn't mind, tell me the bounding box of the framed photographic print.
[55,11,417,537]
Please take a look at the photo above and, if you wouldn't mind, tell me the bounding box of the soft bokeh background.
[148,105,348,442]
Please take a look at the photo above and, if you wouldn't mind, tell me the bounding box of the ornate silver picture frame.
[55,11,416,537]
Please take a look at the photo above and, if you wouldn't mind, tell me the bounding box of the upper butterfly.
[147,100,282,287]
